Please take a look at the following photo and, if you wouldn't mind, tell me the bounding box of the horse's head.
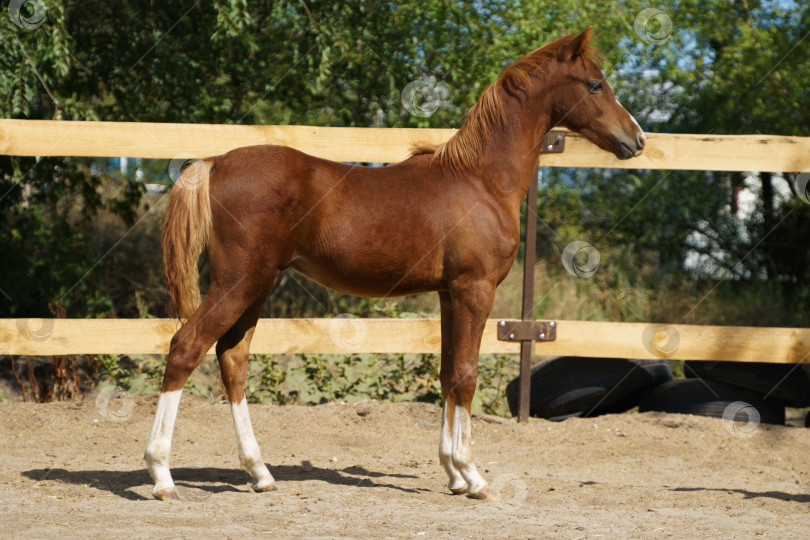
[549,27,646,159]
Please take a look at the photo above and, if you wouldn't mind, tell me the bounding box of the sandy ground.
[1,394,809,539]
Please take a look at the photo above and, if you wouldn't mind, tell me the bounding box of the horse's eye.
[587,80,603,93]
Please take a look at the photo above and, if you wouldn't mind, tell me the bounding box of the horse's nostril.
[637,131,647,148]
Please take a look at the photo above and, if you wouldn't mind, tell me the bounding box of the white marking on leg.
[451,404,488,495]
[439,401,468,493]
[230,399,275,491]
[144,390,182,497]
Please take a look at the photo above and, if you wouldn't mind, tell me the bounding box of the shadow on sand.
[22,461,425,501]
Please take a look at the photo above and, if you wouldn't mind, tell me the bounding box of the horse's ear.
[557,26,593,62]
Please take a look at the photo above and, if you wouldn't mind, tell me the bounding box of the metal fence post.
[518,166,539,423]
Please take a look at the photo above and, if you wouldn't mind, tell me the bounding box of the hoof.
[468,486,500,501]
[153,488,180,501]
[252,482,276,493]
[449,484,469,495]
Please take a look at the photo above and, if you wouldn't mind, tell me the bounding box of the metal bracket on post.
[539,130,566,154]
[497,320,557,342]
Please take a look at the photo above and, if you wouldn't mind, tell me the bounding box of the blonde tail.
[161,160,213,321]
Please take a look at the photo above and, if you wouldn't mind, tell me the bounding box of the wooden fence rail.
[1,119,809,172]
[2,318,808,364]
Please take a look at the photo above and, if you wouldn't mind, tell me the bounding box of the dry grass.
[490,259,651,322]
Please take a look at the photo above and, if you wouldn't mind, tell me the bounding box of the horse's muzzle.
[618,131,646,159]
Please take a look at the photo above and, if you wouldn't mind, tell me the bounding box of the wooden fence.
[1,119,808,367]
[2,318,809,364]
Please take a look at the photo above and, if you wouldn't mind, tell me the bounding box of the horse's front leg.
[438,292,468,494]
[438,282,498,500]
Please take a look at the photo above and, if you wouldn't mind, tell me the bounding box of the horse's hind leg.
[144,280,268,500]
[216,298,275,492]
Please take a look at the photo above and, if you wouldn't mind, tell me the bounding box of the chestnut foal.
[145,26,645,501]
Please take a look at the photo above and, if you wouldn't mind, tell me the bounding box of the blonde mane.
[414,34,599,174]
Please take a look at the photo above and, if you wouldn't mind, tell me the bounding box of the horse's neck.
[476,89,551,202]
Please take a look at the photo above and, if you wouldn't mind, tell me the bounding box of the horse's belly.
[288,253,442,298]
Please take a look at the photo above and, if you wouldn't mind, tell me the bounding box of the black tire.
[684,361,810,407]
[505,357,672,420]
[638,379,785,425]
